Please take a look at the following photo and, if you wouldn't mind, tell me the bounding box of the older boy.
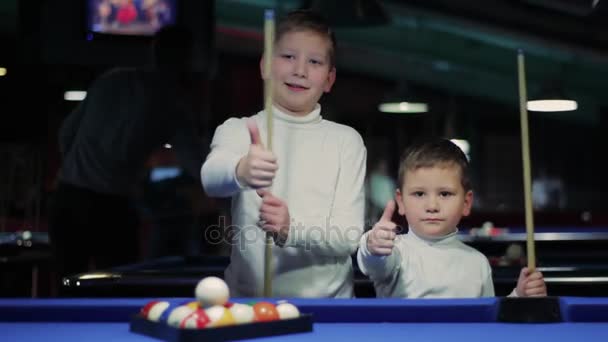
[357,139,546,298]
[201,10,366,297]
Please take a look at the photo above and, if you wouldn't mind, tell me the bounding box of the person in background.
[49,25,205,285]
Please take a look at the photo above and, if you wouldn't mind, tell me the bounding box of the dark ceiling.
[0,1,606,210]
[214,0,608,124]
[0,0,607,125]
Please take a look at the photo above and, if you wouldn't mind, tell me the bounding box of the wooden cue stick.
[263,9,275,298]
[517,49,536,272]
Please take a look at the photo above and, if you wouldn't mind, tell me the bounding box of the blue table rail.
[1,297,608,341]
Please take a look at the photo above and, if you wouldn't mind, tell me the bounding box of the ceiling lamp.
[378,81,429,114]
[527,83,577,112]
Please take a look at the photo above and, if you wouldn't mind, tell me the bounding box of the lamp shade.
[527,99,577,112]
[378,102,428,114]
[378,82,429,114]
[527,83,578,112]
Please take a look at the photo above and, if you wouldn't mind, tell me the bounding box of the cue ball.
[276,301,300,319]
[195,276,229,307]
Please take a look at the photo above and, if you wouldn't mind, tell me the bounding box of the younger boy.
[357,139,546,298]
[201,10,366,298]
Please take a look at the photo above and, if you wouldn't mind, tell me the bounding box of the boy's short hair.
[398,139,472,191]
[276,9,337,67]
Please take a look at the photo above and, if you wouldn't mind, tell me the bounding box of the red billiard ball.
[181,309,211,329]
[140,300,159,319]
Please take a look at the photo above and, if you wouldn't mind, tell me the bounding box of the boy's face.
[260,30,336,116]
[395,164,473,238]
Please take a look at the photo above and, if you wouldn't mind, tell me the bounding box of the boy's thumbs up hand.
[367,200,398,256]
[247,118,263,146]
[236,119,278,188]
[380,200,396,222]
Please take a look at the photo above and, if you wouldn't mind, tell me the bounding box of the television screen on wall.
[87,0,178,37]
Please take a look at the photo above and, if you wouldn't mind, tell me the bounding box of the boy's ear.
[395,189,405,216]
[323,67,336,93]
[462,190,474,217]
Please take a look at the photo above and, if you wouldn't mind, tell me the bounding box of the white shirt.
[357,228,495,298]
[201,105,366,298]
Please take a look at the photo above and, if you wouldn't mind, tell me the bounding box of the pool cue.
[263,9,275,298]
[517,49,536,272]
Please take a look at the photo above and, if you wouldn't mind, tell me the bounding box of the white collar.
[407,227,460,246]
[269,104,322,125]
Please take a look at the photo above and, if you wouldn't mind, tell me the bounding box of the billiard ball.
[195,276,229,307]
[140,300,159,319]
[167,305,196,328]
[159,302,185,323]
[276,301,300,319]
[205,305,236,327]
[229,303,255,324]
[181,309,211,329]
[147,301,170,322]
[252,302,279,322]
[185,301,200,310]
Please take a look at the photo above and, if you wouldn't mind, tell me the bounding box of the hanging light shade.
[378,81,429,114]
[527,83,578,112]
[301,0,390,27]
[527,99,578,112]
[378,102,428,114]
[450,139,471,161]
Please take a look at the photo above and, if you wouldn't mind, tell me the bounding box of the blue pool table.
[1,297,608,341]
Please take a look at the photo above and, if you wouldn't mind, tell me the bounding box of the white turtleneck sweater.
[201,105,366,298]
[357,228,495,298]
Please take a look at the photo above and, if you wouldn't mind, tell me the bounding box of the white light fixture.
[78,272,119,280]
[379,81,429,114]
[64,91,87,101]
[0,68,6,77]
[527,81,577,112]
[527,99,577,112]
[164,143,172,149]
[450,139,471,161]
[379,102,428,113]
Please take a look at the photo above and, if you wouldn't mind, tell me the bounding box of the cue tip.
[265,9,275,19]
